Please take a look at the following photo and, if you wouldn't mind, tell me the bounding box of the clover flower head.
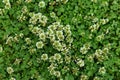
[80,75,88,80]
[99,67,106,74]
[102,47,109,54]
[6,36,13,45]
[32,27,39,34]
[5,2,11,9]
[54,71,61,77]
[41,53,48,61]
[93,77,100,80]
[54,53,61,60]
[80,47,88,54]
[39,1,45,8]
[25,0,32,3]
[39,33,46,41]
[25,38,31,44]
[50,12,56,18]
[22,6,28,14]
[19,33,24,38]
[36,41,44,49]
[77,59,85,67]
[3,0,9,3]
[7,67,14,74]
[10,77,16,80]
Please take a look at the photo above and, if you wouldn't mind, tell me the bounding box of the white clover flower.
[56,31,63,36]
[47,63,56,71]
[25,38,31,44]
[50,70,56,75]
[80,75,88,80]
[38,28,44,34]
[93,17,98,22]
[29,48,36,54]
[7,67,14,74]
[14,58,21,65]
[49,35,55,42]
[80,47,88,54]
[40,15,48,24]
[39,33,46,41]
[89,34,93,39]
[99,67,106,74]
[66,36,73,43]
[36,41,44,49]
[53,41,61,47]
[6,36,13,45]
[87,55,94,62]
[2,0,9,3]
[53,21,60,26]
[89,23,100,32]
[83,43,91,50]
[95,49,102,57]
[91,0,97,3]
[57,35,64,41]
[61,0,68,4]
[25,0,32,3]
[38,1,45,8]
[41,54,48,61]
[65,56,71,64]
[49,56,55,63]
[50,12,56,18]
[65,24,71,30]
[54,71,61,77]
[32,27,39,34]
[47,29,54,35]
[72,67,79,75]
[62,48,69,54]
[10,77,16,80]
[102,47,109,54]
[54,53,61,60]
[19,33,24,38]
[5,2,11,9]
[29,13,39,24]
[89,25,96,32]
[96,33,104,41]
[93,77,100,80]
[100,19,107,25]
[48,25,57,30]
[0,46,3,53]
[21,6,28,14]
[18,14,26,22]
[77,59,85,67]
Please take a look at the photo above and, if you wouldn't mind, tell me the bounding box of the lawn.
[0,0,120,80]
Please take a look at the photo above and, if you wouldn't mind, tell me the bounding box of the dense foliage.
[0,0,120,80]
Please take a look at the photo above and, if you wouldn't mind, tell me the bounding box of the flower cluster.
[89,18,109,32]
[2,0,11,9]
[29,12,48,26]
[46,22,73,52]
[80,43,91,54]
[96,33,105,41]
[95,47,109,62]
